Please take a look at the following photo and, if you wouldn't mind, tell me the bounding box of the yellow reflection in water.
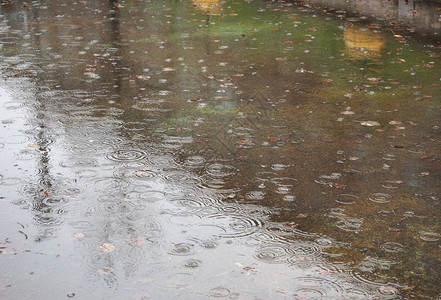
[344,26,385,59]
[192,0,222,14]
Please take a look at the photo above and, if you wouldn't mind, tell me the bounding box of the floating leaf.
[99,243,115,253]
[73,233,85,239]
[0,285,11,291]
[341,111,355,115]
[361,121,380,127]
[296,214,308,219]
[129,236,147,246]
[98,267,113,274]
[389,120,403,125]
[286,222,299,229]
[268,136,280,142]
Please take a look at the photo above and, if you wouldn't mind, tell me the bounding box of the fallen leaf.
[341,111,355,115]
[268,136,280,142]
[286,222,299,229]
[129,236,147,246]
[99,243,115,253]
[361,121,380,127]
[389,120,403,125]
[388,227,402,232]
[73,233,85,239]
[296,214,308,219]
[331,183,346,189]
[98,267,113,274]
[0,285,11,291]
[162,67,176,72]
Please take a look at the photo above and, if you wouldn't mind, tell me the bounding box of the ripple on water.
[136,190,168,203]
[206,163,236,178]
[134,169,158,180]
[369,193,391,204]
[245,191,265,201]
[381,242,405,253]
[167,241,198,256]
[163,170,202,185]
[271,164,290,171]
[208,213,264,238]
[335,194,358,205]
[358,256,396,272]
[254,243,292,263]
[169,196,219,211]
[291,277,346,298]
[99,136,125,147]
[70,220,93,230]
[256,171,278,181]
[59,158,98,168]
[184,155,206,168]
[91,177,129,193]
[336,217,363,232]
[95,201,138,217]
[123,121,147,131]
[76,169,99,178]
[106,149,148,162]
[183,259,202,268]
[419,230,440,242]
[209,287,237,298]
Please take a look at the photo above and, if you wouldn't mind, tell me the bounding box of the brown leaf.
[389,120,403,125]
[286,222,299,229]
[73,233,85,239]
[296,214,308,219]
[331,183,346,189]
[341,111,355,115]
[98,267,113,274]
[0,285,11,291]
[361,121,380,127]
[99,243,115,253]
[129,237,147,246]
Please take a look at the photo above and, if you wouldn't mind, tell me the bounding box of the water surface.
[0,0,441,298]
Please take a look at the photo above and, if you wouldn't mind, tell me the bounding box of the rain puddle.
[0,0,440,298]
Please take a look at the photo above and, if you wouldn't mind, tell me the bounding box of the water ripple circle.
[106,149,147,162]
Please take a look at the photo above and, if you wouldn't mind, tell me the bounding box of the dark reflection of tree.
[108,0,122,96]
[29,1,60,241]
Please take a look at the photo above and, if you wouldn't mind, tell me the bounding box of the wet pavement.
[0,0,441,298]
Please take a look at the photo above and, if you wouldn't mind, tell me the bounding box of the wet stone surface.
[0,0,441,298]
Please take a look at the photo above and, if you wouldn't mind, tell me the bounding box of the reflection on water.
[344,26,385,59]
[302,0,441,34]
[0,0,441,298]
[193,0,222,14]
